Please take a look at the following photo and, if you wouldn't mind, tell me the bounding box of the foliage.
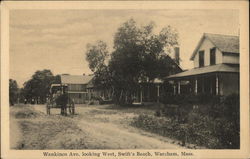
[160,93,221,105]
[212,93,240,148]
[132,93,240,149]
[22,69,60,104]
[9,79,19,106]
[86,41,109,72]
[85,40,114,99]
[85,18,180,105]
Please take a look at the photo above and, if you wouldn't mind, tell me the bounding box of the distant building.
[60,74,93,104]
[167,33,239,96]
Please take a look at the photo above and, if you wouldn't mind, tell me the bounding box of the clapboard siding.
[68,84,87,92]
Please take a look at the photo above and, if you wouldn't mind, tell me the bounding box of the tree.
[111,19,179,104]
[85,41,113,92]
[22,69,59,104]
[85,18,180,105]
[85,41,109,72]
[9,79,19,106]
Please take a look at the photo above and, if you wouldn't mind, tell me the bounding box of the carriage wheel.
[46,104,50,115]
[72,102,75,115]
[68,104,72,114]
[69,102,75,115]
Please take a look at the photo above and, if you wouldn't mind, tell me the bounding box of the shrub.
[212,93,240,149]
[160,93,221,105]
[132,93,240,149]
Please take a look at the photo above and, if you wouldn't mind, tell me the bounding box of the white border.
[1,1,249,159]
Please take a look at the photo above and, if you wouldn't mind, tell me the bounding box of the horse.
[46,94,75,115]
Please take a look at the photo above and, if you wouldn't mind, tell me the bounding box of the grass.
[17,119,88,149]
[15,108,40,119]
[11,105,89,149]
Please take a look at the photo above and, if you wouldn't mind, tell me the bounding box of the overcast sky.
[9,9,239,86]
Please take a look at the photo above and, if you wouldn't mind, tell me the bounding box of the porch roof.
[167,63,239,79]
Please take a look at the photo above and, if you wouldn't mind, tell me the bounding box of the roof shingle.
[190,33,239,60]
[206,33,239,53]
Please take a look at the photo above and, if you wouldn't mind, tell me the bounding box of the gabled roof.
[61,75,93,84]
[190,33,239,60]
[167,64,239,79]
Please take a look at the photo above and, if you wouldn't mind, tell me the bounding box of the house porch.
[168,72,239,96]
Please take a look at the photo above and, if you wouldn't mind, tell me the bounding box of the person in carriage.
[46,84,75,116]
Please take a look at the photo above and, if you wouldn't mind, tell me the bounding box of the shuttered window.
[199,50,204,67]
[210,48,216,65]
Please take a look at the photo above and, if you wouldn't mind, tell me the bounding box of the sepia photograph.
[1,1,249,159]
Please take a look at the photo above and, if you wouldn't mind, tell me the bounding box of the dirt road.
[31,104,182,149]
[10,104,183,149]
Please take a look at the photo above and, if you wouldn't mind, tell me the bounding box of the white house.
[167,33,239,96]
[60,74,93,104]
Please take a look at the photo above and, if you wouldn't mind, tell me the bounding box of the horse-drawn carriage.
[46,84,75,115]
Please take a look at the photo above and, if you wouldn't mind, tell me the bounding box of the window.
[199,50,204,67]
[210,48,216,65]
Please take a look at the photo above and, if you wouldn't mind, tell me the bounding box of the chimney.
[174,47,180,65]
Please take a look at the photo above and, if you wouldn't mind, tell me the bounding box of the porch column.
[178,81,181,94]
[195,78,198,94]
[216,74,219,95]
[157,85,160,103]
[173,85,176,95]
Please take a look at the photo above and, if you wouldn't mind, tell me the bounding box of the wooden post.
[157,85,160,103]
[125,91,128,103]
[216,74,219,95]
[173,85,176,95]
[178,81,181,95]
[195,78,198,95]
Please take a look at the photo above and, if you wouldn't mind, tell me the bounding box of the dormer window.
[210,48,216,65]
[199,50,204,67]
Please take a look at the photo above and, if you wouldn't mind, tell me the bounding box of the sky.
[9,9,239,87]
